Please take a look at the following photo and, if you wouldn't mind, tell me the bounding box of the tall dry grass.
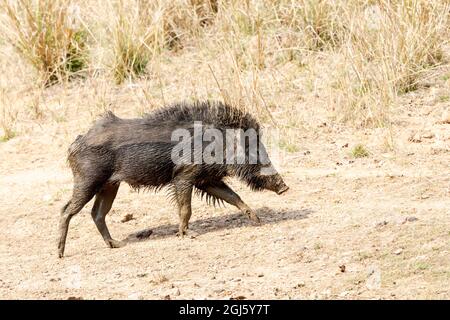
[333,1,449,126]
[110,0,155,84]
[0,0,448,134]
[272,0,347,52]
[0,89,17,141]
[1,0,89,86]
[109,0,218,83]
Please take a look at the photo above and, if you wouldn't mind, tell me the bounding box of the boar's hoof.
[246,210,261,224]
[176,230,199,239]
[107,239,126,248]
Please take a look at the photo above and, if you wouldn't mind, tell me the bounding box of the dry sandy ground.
[0,88,449,300]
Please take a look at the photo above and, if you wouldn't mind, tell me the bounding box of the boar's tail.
[67,134,85,160]
[61,200,71,214]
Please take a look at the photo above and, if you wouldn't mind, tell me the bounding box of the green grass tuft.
[351,144,370,158]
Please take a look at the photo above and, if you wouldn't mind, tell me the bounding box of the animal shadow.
[124,207,313,244]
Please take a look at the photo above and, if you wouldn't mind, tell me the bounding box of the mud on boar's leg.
[173,180,195,238]
[90,183,124,249]
[201,181,260,224]
[58,184,96,258]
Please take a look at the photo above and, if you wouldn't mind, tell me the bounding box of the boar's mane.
[144,100,260,132]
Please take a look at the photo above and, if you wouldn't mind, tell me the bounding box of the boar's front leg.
[200,181,260,223]
[90,183,124,249]
[173,180,194,237]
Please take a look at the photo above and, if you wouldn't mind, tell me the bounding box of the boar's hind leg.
[90,183,124,249]
[58,184,96,258]
[200,181,260,223]
[173,180,194,237]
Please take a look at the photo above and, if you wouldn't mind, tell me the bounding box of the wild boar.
[58,101,289,257]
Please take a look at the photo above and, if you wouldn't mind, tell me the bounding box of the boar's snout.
[276,183,289,195]
[261,171,289,195]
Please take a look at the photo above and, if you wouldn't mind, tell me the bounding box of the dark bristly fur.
[58,100,289,257]
[144,101,260,133]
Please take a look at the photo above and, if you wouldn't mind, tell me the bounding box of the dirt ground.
[0,81,449,300]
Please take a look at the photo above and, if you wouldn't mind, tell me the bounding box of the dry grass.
[272,0,347,52]
[1,0,89,86]
[110,0,159,84]
[333,1,449,126]
[0,0,448,131]
[109,0,218,84]
[0,89,17,141]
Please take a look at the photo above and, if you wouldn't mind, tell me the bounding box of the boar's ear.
[259,163,277,176]
[258,143,271,165]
